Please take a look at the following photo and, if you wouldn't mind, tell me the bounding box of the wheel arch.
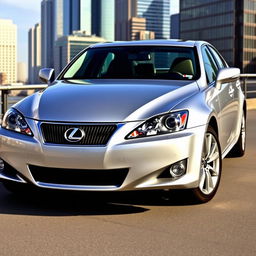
[243,100,247,118]
[208,116,219,137]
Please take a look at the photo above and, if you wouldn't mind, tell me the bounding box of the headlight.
[126,110,188,139]
[1,108,33,136]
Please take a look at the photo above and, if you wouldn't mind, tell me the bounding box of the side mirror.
[39,68,55,84]
[215,68,240,90]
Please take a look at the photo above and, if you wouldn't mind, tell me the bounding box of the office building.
[63,0,92,36]
[115,0,137,40]
[0,19,17,84]
[92,0,115,41]
[28,23,41,84]
[41,0,55,68]
[115,0,170,40]
[137,0,170,39]
[54,31,106,74]
[180,0,256,72]
[130,17,155,40]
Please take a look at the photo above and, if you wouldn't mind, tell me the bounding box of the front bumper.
[0,119,206,191]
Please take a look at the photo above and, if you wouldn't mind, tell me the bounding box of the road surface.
[0,110,255,256]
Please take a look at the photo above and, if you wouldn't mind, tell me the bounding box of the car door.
[207,46,240,150]
[201,45,234,152]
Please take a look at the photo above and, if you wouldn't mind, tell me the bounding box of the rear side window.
[202,46,218,84]
[207,46,228,69]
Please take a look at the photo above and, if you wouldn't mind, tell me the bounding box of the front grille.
[41,123,117,145]
[29,165,129,187]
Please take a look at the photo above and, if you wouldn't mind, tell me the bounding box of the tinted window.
[62,46,200,81]
[207,46,228,69]
[202,46,218,84]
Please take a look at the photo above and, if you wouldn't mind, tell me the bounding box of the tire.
[227,111,246,157]
[1,180,33,195]
[190,126,222,203]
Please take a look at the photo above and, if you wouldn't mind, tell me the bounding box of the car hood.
[14,79,199,122]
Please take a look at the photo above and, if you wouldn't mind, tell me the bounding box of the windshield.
[61,46,200,81]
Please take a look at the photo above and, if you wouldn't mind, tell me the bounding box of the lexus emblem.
[64,128,85,142]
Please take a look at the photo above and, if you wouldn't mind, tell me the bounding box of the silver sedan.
[0,40,246,203]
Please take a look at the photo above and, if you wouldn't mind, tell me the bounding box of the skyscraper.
[180,0,256,72]
[92,0,115,41]
[63,0,92,36]
[0,19,17,84]
[115,0,170,41]
[41,0,55,68]
[28,23,41,84]
[115,0,137,41]
[137,0,170,39]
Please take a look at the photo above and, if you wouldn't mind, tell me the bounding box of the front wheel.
[190,126,222,203]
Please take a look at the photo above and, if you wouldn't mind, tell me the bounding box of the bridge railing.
[0,74,256,120]
[0,84,47,120]
[240,74,256,99]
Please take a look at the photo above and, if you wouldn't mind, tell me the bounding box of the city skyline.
[0,0,180,64]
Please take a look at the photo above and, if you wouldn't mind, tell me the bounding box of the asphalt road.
[0,111,255,256]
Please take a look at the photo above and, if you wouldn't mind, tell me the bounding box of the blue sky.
[0,0,179,65]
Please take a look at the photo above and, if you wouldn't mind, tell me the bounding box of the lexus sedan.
[0,40,246,203]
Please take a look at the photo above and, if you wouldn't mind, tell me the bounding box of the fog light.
[157,159,187,179]
[169,159,187,177]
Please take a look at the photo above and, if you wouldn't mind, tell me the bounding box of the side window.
[207,46,228,69]
[202,46,218,84]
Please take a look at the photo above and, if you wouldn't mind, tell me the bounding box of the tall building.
[54,31,106,74]
[41,0,55,68]
[180,0,256,72]
[137,0,170,39]
[0,19,17,84]
[63,0,92,36]
[92,0,115,41]
[115,0,137,40]
[28,23,41,84]
[115,0,170,40]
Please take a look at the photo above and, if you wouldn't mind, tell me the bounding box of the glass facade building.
[92,0,115,41]
[41,0,55,68]
[180,0,256,72]
[137,0,170,39]
[28,23,41,84]
[115,0,138,41]
[243,0,256,72]
[63,0,91,36]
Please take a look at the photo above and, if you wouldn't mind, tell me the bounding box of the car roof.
[90,40,207,49]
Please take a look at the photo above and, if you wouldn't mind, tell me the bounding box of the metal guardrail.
[240,74,256,98]
[0,84,47,119]
[0,75,255,119]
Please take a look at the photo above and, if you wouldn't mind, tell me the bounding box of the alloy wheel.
[199,132,221,195]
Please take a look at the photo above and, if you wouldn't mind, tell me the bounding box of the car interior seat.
[169,57,195,76]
